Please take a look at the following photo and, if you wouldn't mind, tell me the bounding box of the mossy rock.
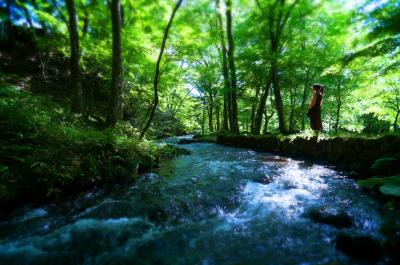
[371,157,399,176]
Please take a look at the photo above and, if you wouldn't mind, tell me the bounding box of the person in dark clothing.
[307,84,324,136]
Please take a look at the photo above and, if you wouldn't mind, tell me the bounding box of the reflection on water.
[0,138,383,265]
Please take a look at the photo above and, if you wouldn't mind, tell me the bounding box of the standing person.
[307,84,324,136]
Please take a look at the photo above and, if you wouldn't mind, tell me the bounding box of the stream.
[0,137,383,265]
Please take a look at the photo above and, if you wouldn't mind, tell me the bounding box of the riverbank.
[216,134,400,178]
[0,85,188,213]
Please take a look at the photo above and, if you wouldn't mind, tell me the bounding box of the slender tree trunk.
[250,85,261,134]
[83,9,89,35]
[263,105,275,134]
[393,92,400,132]
[271,58,287,133]
[334,78,342,133]
[201,97,206,135]
[289,89,296,131]
[262,0,299,134]
[66,0,83,112]
[254,81,271,135]
[393,109,399,132]
[216,0,230,132]
[335,103,341,133]
[225,0,240,133]
[5,0,15,44]
[140,0,183,138]
[105,0,123,127]
[216,100,221,131]
[82,0,98,35]
[208,91,214,132]
[301,69,310,130]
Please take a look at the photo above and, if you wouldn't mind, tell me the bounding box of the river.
[0,137,383,265]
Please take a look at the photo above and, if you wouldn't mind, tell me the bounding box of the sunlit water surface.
[0,137,383,265]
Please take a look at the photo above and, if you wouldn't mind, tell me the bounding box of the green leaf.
[358,175,400,189]
[380,184,400,197]
[0,165,8,173]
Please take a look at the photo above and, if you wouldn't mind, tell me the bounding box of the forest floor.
[0,83,188,214]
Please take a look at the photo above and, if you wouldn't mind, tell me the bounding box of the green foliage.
[358,175,400,197]
[380,184,400,197]
[0,85,178,205]
[4,0,400,135]
[358,175,400,189]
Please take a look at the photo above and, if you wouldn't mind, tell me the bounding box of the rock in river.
[335,233,382,262]
[307,208,353,228]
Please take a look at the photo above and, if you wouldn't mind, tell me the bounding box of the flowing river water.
[0,137,383,265]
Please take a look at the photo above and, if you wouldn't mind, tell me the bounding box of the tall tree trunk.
[335,103,341,133]
[5,0,15,44]
[105,0,123,127]
[83,9,89,35]
[223,94,230,130]
[216,0,230,132]
[289,89,297,131]
[250,85,261,134]
[263,104,275,134]
[393,109,399,132]
[66,0,83,112]
[225,0,240,133]
[201,97,206,135]
[260,0,299,134]
[301,69,310,130]
[271,58,287,133]
[393,92,400,132]
[208,91,214,132]
[334,78,342,133]
[140,0,183,138]
[254,81,271,135]
[82,0,98,35]
[216,100,221,131]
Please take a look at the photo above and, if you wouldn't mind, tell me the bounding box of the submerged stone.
[177,138,203,144]
[308,208,353,228]
[335,233,382,262]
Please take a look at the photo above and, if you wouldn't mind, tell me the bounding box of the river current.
[0,137,383,265]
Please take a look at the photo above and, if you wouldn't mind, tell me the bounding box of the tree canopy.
[1,0,399,136]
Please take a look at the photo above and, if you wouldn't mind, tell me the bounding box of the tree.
[66,0,83,112]
[140,0,184,138]
[216,0,230,132]
[106,0,123,127]
[216,0,232,131]
[225,0,240,133]
[255,0,301,134]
